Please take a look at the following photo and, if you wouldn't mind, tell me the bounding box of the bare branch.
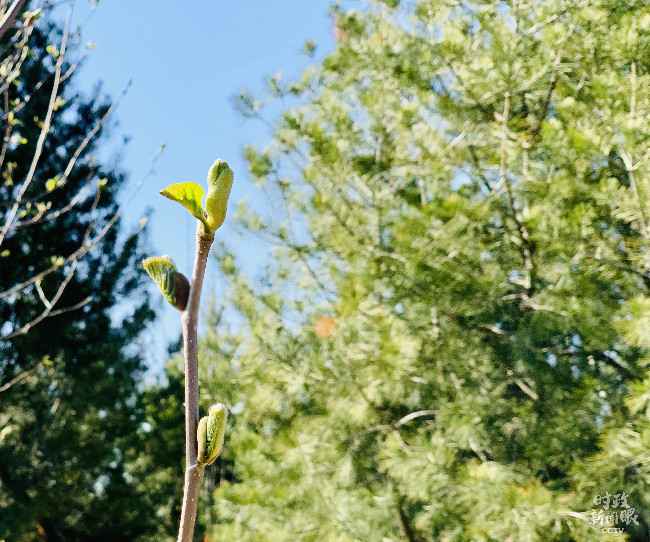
[0,364,35,394]
[0,58,78,124]
[34,280,51,309]
[0,189,115,300]
[0,0,29,42]
[14,185,87,229]
[8,79,131,229]
[1,185,102,339]
[498,92,536,293]
[0,11,70,247]
[47,295,91,317]
[394,410,436,427]
[620,149,649,238]
[3,258,79,339]
[0,88,11,172]
[1,141,161,301]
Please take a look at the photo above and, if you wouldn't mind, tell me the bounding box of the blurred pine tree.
[196,1,650,540]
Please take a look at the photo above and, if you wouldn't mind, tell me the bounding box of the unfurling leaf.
[160,181,207,226]
[205,160,234,232]
[197,403,228,466]
[142,255,190,311]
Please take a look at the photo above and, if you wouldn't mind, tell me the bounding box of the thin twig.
[0,10,71,247]
[0,186,112,300]
[0,0,28,41]
[0,364,35,393]
[0,59,78,124]
[0,88,11,172]
[48,295,91,317]
[3,259,79,338]
[1,184,102,339]
[34,280,51,308]
[177,226,213,542]
[620,149,649,238]
[394,409,436,428]
[10,79,132,221]
[0,25,66,244]
[3,146,156,325]
[0,140,160,301]
[499,92,536,293]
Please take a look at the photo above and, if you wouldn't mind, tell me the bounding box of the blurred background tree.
[188,1,650,540]
[0,4,181,540]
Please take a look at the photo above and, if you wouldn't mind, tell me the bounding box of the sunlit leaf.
[160,181,207,225]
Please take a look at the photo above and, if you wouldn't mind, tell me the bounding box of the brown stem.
[177,225,213,542]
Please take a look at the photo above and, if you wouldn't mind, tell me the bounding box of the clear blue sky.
[62,1,335,369]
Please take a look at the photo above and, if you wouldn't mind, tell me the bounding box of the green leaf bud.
[196,403,228,466]
[142,256,190,311]
[205,160,234,232]
[160,181,208,227]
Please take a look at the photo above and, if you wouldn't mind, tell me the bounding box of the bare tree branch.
[0,11,70,247]
[0,0,29,42]
[498,92,536,294]
[1,185,102,339]
[0,364,35,393]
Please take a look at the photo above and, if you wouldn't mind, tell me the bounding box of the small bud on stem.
[196,403,228,466]
[142,256,189,311]
[205,159,234,232]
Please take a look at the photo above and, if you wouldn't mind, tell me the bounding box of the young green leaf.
[205,160,234,231]
[142,255,190,311]
[160,181,207,226]
[196,403,228,466]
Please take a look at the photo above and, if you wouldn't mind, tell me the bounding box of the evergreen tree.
[0,9,177,541]
[198,1,650,540]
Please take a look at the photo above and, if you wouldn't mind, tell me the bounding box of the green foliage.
[160,181,208,226]
[191,1,650,540]
[142,255,189,311]
[160,159,234,233]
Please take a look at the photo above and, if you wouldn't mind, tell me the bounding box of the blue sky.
[62,1,336,369]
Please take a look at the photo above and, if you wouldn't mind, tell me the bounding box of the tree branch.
[0,10,70,247]
[177,226,213,542]
[396,495,421,542]
[499,92,536,294]
[2,184,102,339]
[0,0,28,41]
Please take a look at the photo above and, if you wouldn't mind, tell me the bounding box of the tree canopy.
[192,1,650,540]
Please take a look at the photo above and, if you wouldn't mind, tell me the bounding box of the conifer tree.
[199,1,650,540]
